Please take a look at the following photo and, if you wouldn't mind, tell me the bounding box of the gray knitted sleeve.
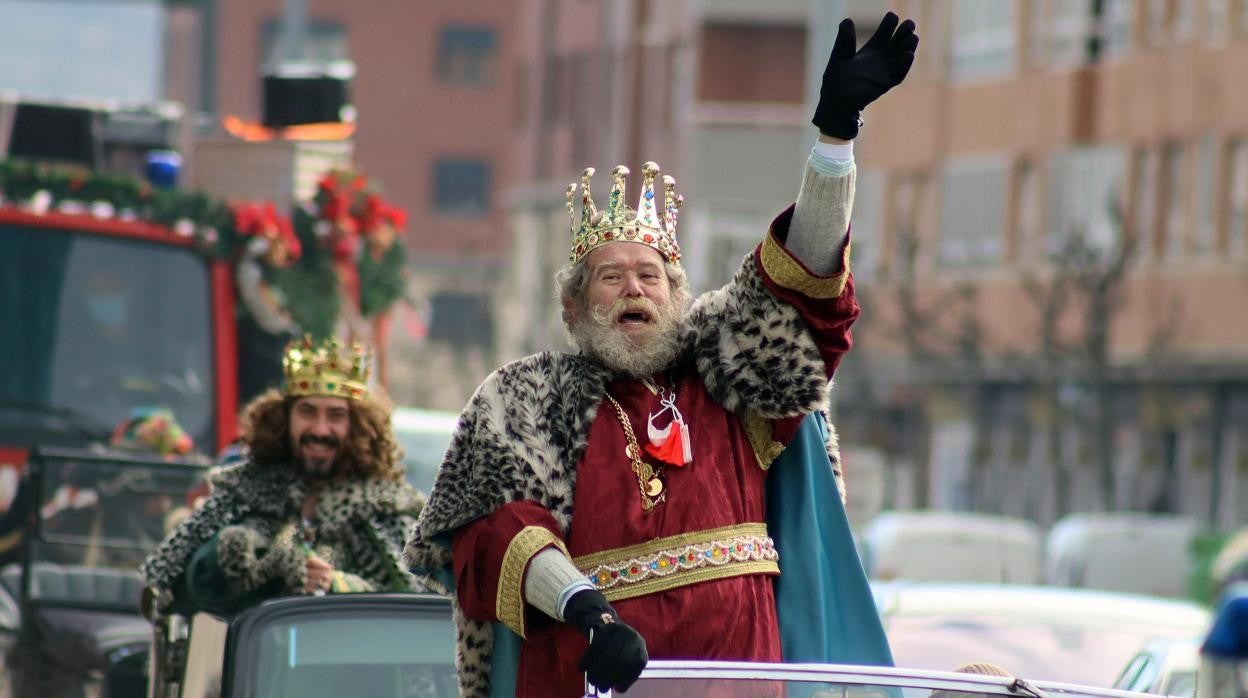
[786,156,856,275]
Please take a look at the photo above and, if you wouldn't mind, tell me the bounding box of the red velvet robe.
[453,221,857,697]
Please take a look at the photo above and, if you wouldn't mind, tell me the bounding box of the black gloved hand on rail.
[565,588,649,693]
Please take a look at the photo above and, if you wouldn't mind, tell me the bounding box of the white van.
[1045,513,1199,599]
[860,510,1044,584]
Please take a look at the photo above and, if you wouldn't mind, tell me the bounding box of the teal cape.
[488,411,892,696]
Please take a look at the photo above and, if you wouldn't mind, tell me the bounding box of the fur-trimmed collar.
[212,461,424,535]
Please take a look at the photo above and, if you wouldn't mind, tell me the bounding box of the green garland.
[0,158,409,335]
[0,158,238,259]
[359,242,407,318]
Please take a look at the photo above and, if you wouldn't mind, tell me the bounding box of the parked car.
[391,407,459,495]
[860,511,1043,584]
[873,580,1212,688]
[1045,512,1199,598]
[628,660,1160,697]
[1112,637,1201,697]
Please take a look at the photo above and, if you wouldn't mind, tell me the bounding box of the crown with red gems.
[566,161,683,265]
[282,336,371,401]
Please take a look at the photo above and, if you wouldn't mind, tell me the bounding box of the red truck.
[0,206,243,506]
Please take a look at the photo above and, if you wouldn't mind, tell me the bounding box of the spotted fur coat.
[403,252,845,698]
[140,460,425,610]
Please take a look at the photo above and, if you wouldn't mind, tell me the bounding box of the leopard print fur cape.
[140,460,425,608]
[403,252,844,697]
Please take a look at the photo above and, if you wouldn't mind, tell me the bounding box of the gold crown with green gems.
[282,336,371,401]
[566,161,683,265]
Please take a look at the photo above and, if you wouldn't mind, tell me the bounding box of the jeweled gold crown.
[282,336,371,401]
[566,161,683,265]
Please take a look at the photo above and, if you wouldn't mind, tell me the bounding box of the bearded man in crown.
[405,13,917,697]
[141,338,426,618]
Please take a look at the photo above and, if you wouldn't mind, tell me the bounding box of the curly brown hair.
[240,388,405,481]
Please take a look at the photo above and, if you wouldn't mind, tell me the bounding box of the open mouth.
[616,308,653,329]
[303,443,335,457]
[300,435,339,459]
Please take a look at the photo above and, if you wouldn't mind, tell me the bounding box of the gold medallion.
[635,461,654,482]
[645,477,665,498]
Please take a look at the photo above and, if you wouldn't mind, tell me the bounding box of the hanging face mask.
[88,295,127,328]
[645,392,693,467]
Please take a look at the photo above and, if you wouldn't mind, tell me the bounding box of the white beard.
[570,293,688,377]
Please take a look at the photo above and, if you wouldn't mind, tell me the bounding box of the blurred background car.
[861,511,1044,584]
[1112,637,1201,698]
[1045,513,1199,599]
[391,406,458,495]
[873,580,1211,688]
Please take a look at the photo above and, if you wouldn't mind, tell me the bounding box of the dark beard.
[297,434,339,479]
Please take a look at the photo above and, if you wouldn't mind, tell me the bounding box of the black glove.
[812,11,919,139]
[564,589,648,693]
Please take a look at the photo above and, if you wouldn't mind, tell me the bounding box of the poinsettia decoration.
[0,158,411,373]
[233,201,301,267]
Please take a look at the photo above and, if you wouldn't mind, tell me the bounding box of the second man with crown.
[405,11,919,698]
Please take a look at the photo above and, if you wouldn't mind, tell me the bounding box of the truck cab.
[0,207,242,484]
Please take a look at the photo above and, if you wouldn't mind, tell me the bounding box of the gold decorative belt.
[573,523,779,602]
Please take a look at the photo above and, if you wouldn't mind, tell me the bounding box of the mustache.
[590,297,659,325]
[299,434,340,449]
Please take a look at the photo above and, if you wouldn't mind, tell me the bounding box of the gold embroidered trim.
[574,525,778,603]
[759,231,850,299]
[742,411,785,471]
[598,561,779,603]
[573,523,768,568]
[498,526,566,639]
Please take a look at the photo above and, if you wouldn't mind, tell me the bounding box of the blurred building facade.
[498,0,815,359]
[206,0,519,409]
[840,0,1248,530]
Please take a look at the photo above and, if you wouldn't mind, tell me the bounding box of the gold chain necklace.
[604,392,666,511]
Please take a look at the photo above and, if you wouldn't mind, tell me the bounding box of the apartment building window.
[697,23,806,103]
[950,0,1017,81]
[1207,0,1233,44]
[940,157,1009,267]
[1192,136,1218,255]
[437,25,497,86]
[1227,139,1248,257]
[1099,0,1135,58]
[1172,0,1196,42]
[260,20,347,67]
[1160,143,1188,259]
[432,158,490,215]
[1146,0,1196,46]
[1043,0,1093,67]
[1035,0,1133,66]
[1045,146,1127,258]
[1130,147,1161,254]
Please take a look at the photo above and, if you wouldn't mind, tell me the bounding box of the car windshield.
[0,450,204,610]
[246,608,458,697]
[0,225,215,449]
[884,613,1202,687]
[31,452,204,566]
